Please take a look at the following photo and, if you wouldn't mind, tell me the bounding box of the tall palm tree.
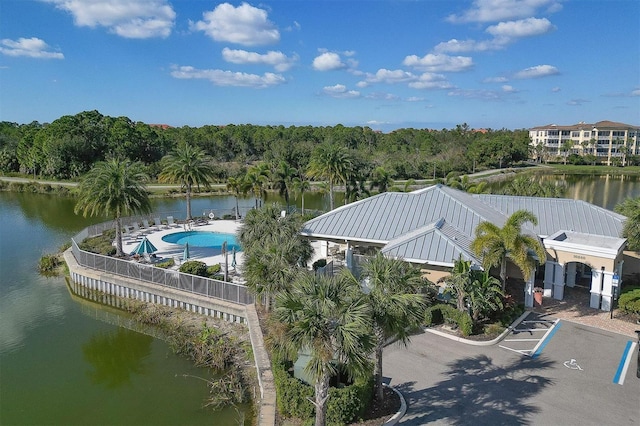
[292,176,311,215]
[307,144,353,210]
[345,253,427,401]
[615,196,640,251]
[467,271,504,324]
[158,144,216,220]
[74,158,151,257]
[239,204,313,309]
[274,272,373,426]
[272,161,297,212]
[471,210,546,290]
[246,163,270,209]
[369,166,393,194]
[226,175,248,220]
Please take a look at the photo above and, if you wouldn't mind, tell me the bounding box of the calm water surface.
[0,193,251,425]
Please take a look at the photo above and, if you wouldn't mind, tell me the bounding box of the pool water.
[162,231,241,250]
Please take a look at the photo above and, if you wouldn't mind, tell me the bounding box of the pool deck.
[122,220,245,270]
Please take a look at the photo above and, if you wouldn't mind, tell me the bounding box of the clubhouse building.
[302,185,633,311]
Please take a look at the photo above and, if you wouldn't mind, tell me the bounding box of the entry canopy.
[543,230,627,265]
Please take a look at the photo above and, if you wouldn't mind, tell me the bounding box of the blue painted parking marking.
[531,320,561,359]
[613,340,637,385]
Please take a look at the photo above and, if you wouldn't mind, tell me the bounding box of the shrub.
[484,322,506,336]
[272,356,373,424]
[424,303,473,336]
[155,258,175,269]
[179,260,208,277]
[618,286,640,315]
[207,264,222,276]
[312,258,327,271]
[39,254,60,274]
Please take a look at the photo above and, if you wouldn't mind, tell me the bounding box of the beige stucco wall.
[545,248,619,272]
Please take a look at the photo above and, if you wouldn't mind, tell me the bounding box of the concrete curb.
[424,310,531,346]
[382,383,407,426]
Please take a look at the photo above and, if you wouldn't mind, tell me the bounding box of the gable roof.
[302,185,626,267]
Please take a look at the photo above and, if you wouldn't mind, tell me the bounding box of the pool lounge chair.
[167,216,180,228]
[142,219,153,232]
[153,217,165,230]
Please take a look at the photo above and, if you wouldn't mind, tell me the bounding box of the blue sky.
[1,0,639,132]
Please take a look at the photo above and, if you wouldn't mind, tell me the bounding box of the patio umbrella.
[231,247,237,269]
[130,237,157,256]
[183,242,190,261]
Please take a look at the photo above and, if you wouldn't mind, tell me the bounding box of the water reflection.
[83,328,153,388]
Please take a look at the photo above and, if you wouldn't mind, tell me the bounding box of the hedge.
[424,303,473,337]
[272,356,373,425]
[618,286,640,315]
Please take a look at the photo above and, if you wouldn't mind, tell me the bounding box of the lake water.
[0,193,251,425]
[0,172,636,425]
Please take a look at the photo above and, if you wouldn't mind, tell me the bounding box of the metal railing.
[71,215,254,305]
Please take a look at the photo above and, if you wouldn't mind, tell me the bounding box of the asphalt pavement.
[384,320,640,425]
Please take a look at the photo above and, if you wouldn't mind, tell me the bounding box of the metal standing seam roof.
[475,194,626,238]
[302,185,627,267]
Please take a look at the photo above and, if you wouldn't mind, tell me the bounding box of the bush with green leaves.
[207,264,221,276]
[618,286,640,315]
[272,356,373,425]
[424,303,473,336]
[179,260,208,277]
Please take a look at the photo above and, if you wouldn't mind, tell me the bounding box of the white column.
[553,263,565,300]
[543,261,555,297]
[524,271,535,308]
[600,271,614,311]
[566,262,577,287]
[590,269,603,309]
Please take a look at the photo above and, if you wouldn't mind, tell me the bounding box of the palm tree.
[445,255,474,312]
[615,197,640,251]
[74,158,151,257]
[347,253,427,401]
[292,176,311,215]
[369,166,393,194]
[226,176,248,220]
[471,210,546,290]
[272,161,297,212]
[467,271,504,323]
[246,163,270,208]
[158,144,216,220]
[307,144,353,210]
[274,272,373,426]
[239,204,313,309]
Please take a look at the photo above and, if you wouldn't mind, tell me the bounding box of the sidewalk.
[531,285,640,338]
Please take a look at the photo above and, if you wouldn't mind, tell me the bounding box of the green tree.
[246,163,270,209]
[292,175,311,215]
[445,255,474,312]
[369,166,393,194]
[471,210,546,290]
[158,144,216,220]
[274,272,373,426]
[467,271,504,323]
[307,144,353,210]
[226,175,248,220]
[615,197,640,251]
[238,204,313,309]
[348,253,427,401]
[74,158,151,257]
[272,160,297,211]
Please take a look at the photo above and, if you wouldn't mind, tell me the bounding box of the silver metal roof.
[302,185,627,267]
[475,194,625,238]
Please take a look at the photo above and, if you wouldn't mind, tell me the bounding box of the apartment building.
[529,120,640,165]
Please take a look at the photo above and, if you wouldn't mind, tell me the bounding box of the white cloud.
[365,92,400,101]
[448,88,502,100]
[403,53,473,72]
[46,0,175,38]
[312,52,346,71]
[222,48,298,72]
[446,0,562,23]
[486,18,556,38]
[434,38,502,53]
[322,84,360,98]
[514,64,559,79]
[484,76,508,83]
[502,84,517,93]
[567,99,590,106]
[408,72,453,90]
[361,69,416,85]
[552,87,561,92]
[0,37,64,59]
[406,96,425,102]
[190,2,279,46]
[631,89,640,96]
[170,65,285,88]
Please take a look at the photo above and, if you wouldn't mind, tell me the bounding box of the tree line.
[0,110,531,183]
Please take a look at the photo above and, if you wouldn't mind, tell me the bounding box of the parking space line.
[504,338,540,342]
[613,341,637,385]
[531,319,561,359]
[498,345,532,355]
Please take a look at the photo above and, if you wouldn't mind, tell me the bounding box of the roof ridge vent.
[435,218,445,229]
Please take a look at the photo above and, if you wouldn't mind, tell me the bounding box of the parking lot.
[383,318,640,425]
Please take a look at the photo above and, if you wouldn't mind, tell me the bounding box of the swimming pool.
[162,231,241,250]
